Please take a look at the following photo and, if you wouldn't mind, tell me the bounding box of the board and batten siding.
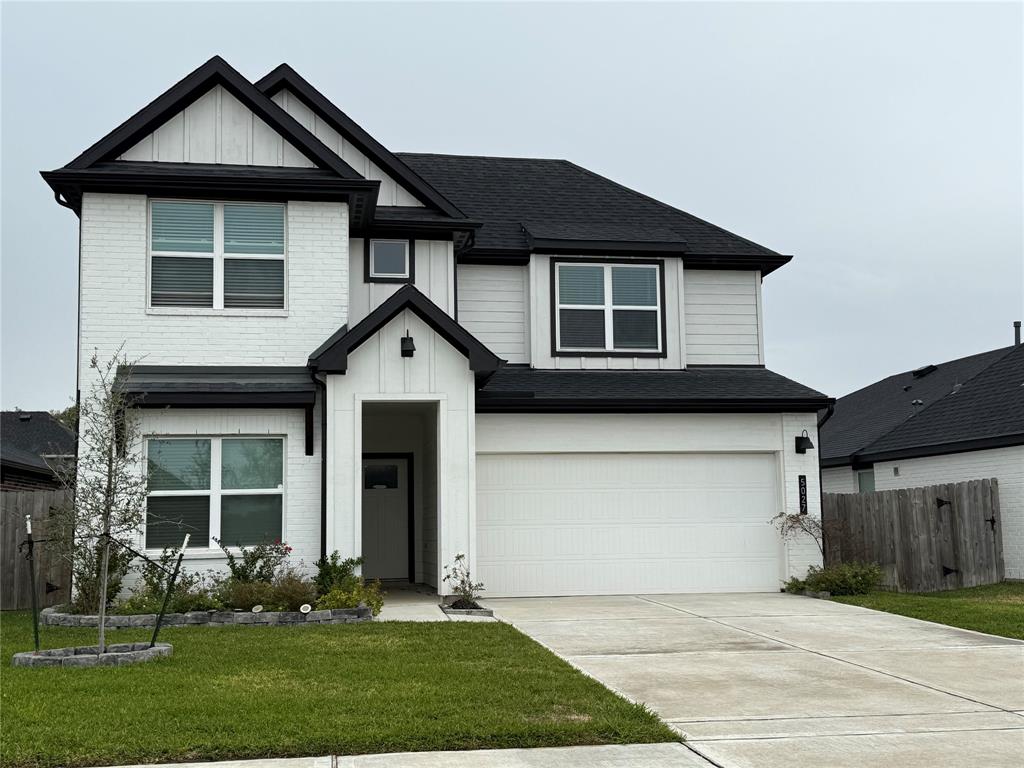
[348,238,455,325]
[326,309,477,590]
[684,269,763,365]
[119,85,314,167]
[272,89,422,207]
[456,264,529,364]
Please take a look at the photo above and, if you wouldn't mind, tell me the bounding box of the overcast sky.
[2,1,1021,411]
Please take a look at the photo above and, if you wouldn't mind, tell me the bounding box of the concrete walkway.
[483,592,1024,768]
[111,744,705,768]
[376,583,496,622]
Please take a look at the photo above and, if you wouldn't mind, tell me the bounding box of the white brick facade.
[78,193,348,389]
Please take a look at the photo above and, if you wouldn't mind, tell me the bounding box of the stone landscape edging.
[40,605,373,628]
[12,642,172,668]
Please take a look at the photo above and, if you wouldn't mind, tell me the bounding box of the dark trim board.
[362,452,415,583]
[255,64,467,219]
[826,432,1024,470]
[475,397,831,414]
[363,237,416,284]
[63,56,362,179]
[549,256,669,360]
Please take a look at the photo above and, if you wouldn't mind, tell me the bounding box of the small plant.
[443,553,484,609]
[217,579,277,611]
[214,538,291,583]
[786,562,883,596]
[316,580,384,616]
[314,552,363,595]
[269,566,318,611]
[771,512,825,556]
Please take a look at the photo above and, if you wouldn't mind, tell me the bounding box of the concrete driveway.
[483,593,1024,768]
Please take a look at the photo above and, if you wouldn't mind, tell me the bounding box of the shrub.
[315,579,384,616]
[217,579,277,611]
[113,548,224,614]
[314,552,363,596]
[268,567,318,611]
[214,538,291,583]
[786,562,883,596]
[442,553,484,607]
[69,542,135,614]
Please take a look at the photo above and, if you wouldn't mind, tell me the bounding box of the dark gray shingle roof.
[478,367,829,412]
[820,345,1022,465]
[1,411,75,472]
[396,153,781,259]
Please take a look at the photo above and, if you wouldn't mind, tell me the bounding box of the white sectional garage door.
[476,452,782,596]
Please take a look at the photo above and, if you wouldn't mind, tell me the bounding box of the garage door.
[476,452,782,596]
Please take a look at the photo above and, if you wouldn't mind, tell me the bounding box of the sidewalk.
[111,743,704,768]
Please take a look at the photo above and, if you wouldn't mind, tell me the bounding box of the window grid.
[145,436,286,550]
[148,200,286,311]
[555,263,662,353]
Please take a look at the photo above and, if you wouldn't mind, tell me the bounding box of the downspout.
[313,371,328,561]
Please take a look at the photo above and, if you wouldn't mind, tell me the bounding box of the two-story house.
[43,57,831,596]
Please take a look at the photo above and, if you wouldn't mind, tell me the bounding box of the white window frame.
[554,261,663,354]
[147,199,288,314]
[368,239,410,279]
[143,435,287,552]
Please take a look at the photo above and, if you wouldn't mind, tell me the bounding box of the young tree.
[52,348,147,652]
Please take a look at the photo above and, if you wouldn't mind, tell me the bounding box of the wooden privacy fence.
[1,490,72,610]
[823,479,1003,593]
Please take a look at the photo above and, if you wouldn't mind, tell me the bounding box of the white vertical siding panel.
[117,85,313,168]
[348,239,454,324]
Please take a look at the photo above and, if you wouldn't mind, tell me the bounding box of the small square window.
[367,240,412,281]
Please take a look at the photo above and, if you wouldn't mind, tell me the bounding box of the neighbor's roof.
[820,344,1023,466]
[1,411,75,474]
[397,153,791,273]
[477,367,830,413]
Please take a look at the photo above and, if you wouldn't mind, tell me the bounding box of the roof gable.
[256,65,465,217]
[309,285,502,380]
[63,56,361,179]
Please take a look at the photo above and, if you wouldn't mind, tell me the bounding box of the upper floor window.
[365,239,414,283]
[149,201,285,310]
[554,260,663,355]
[145,436,284,549]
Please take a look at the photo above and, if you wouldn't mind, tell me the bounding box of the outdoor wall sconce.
[401,332,416,358]
[795,429,814,454]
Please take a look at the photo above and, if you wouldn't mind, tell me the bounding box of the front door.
[361,457,410,580]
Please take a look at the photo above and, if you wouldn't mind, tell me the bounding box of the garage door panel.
[477,452,782,596]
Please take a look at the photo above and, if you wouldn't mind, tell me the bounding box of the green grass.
[833,581,1024,639]
[0,612,675,768]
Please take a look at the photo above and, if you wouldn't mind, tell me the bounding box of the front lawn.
[0,613,675,768]
[833,581,1024,639]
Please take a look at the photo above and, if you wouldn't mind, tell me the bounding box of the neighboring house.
[820,329,1024,579]
[1,411,75,490]
[42,56,830,597]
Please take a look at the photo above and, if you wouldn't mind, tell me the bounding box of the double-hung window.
[145,437,284,549]
[555,261,663,354]
[150,201,286,310]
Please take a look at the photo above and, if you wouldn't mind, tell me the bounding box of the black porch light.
[401,332,416,358]
[794,429,814,454]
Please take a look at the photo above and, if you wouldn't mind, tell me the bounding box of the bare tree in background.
[52,348,147,652]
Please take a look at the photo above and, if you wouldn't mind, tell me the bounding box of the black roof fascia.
[849,432,1024,467]
[527,236,689,256]
[475,396,831,414]
[42,163,380,225]
[62,56,362,180]
[456,246,791,274]
[310,285,502,379]
[255,64,466,218]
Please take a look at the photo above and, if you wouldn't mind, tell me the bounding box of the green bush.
[112,547,224,614]
[316,579,384,616]
[214,539,291,583]
[786,561,883,596]
[314,552,363,595]
[268,567,318,611]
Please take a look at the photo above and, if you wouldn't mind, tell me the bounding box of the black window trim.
[364,238,415,284]
[549,256,668,359]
